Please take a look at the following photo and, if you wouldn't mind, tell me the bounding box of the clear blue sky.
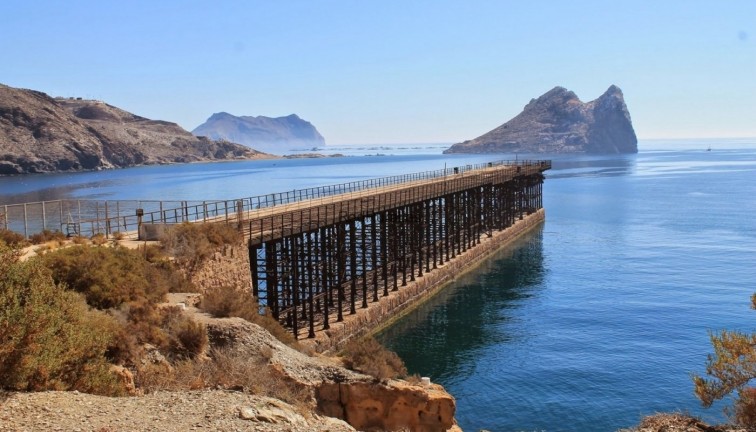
[1,1,754,144]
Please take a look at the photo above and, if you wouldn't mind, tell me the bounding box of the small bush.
[160,222,240,271]
[162,308,207,360]
[42,245,169,309]
[70,235,89,245]
[405,373,423,385]
[112,231,125,241]
[0,229,28,247]
[0,242,125,395]
[341,336,407,382]
[140,244,167,263]
[37,239,64,253]
[136,348,311,406]
[91,233,107,245]
[200,285,298,348]
[135,244,197,293]
[29,229,66,245]
[736,387,756,428]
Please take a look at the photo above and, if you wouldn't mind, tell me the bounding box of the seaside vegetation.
[0,224,226,396]
[159,222,239,272]
[200,284,299,348]
[692,295,756,428]
[1,222,410,404]
[341,335,408,382]
[0,228,28,247]
[0,240,124,395]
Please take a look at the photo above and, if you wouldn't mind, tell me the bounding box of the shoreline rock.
[444,85,638,154]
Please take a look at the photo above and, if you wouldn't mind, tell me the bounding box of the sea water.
[1,140,755,431]
[378,145,756,431]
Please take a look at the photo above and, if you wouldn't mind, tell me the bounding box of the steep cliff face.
[444,85,637,154]
[192,112,325,155]
[205,317,459,432]
[0,83,271,175]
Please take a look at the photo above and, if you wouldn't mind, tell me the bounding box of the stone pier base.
[301,209,545,354]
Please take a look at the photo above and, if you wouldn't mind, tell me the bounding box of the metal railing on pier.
[0,159,551,240]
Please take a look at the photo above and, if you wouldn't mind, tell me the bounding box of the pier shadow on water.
[377,226,545,384]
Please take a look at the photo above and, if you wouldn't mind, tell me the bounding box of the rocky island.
[444,85,637,154]
[0,83,271,175]
[193,112,326,155]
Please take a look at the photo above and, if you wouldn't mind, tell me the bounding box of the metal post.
[320,226,330,330]
[23,203,28,239]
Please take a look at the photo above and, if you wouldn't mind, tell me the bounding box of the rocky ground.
[0,290,457,432]
[618,413,745,432]
[0,390,354,432]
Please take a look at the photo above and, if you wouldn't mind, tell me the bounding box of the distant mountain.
[444,85,637,154]
[192,112,325,155]
[0,83,271,175]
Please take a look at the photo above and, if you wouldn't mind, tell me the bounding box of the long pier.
[1,159,550,345]
[246,160,550,340]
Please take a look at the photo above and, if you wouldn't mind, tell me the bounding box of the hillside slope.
[0,83,271,175]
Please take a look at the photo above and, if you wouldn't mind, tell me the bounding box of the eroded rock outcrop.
[444,85,637,154]
[318,381,457,432]
[0,83,272,174]
[203,317,459,432]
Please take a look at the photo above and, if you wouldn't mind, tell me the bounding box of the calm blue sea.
[1,139,755,431]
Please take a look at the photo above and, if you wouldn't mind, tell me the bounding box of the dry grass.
[0,229,28,247]
[341,336,407,382]
[404,374,423,385]
[136,348,312,407]
[200,285,300,349]
[159,222,240,273]
[29,229,66,245]
[70,235,89,245]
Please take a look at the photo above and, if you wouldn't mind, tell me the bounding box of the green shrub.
[200,285,298,348]
[0,242,124,395]
[42,245,169,309]
[341,336,407,382]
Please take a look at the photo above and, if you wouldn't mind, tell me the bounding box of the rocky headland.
[444,85,637,154]
[192,112,325,155]
[0,83,272,175]
[0,314,458,432]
